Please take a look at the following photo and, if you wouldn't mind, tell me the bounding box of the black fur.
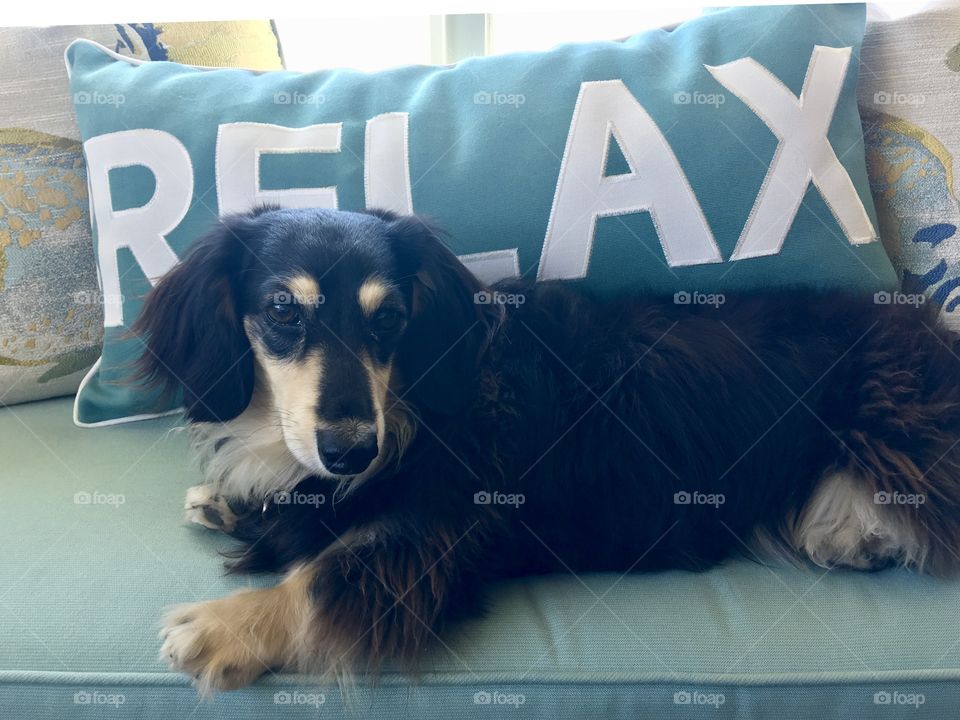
[139,207,960,682]
[133,211,267,422]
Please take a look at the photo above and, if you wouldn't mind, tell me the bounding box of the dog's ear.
[132,213,260,423]
[386,215,500,417]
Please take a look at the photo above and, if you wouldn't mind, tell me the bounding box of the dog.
[134,206,960,693]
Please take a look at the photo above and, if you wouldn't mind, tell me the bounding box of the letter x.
[708,45,876,260]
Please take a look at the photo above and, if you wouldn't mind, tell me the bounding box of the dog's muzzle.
[316,428,378,476]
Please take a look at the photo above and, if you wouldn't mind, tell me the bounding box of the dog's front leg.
[160,562,315,694]
[306,518,488,676]
[162,516,488,692]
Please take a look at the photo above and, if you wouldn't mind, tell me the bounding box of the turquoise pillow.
[66,3,895,426]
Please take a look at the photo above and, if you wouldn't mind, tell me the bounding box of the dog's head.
[134,207,498,482]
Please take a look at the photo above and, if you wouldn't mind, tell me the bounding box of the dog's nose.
[317,429,378,476]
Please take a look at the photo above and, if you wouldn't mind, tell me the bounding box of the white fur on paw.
[184,485,238,532]
[794,472,926,570]
[159,599,273,694]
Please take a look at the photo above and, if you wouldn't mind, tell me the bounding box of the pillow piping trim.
[71,357,184,428]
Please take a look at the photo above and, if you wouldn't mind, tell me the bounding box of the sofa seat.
[2,397,960,718]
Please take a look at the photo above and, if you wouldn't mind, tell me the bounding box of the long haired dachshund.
[135,207,960,693]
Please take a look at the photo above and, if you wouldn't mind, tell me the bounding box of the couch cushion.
[2,398,960,718]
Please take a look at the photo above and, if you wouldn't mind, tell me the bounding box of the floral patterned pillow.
[859,3,960,328]
[0,21,282,406]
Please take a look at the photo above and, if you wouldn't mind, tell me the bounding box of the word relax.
[85,46,876,327]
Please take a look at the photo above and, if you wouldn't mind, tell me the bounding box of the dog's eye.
[372,308,403,334]
[266,303,302,326]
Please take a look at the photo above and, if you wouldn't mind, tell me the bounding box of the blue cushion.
[2,398,959,718]
[64,2,896,425]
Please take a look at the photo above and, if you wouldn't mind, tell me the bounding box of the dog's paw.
[160,597,276,694]
[184,485,239,532]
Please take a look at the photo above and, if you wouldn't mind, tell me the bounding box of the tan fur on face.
[160,563,316,694]
[244,318,327,476]
[361,351,391,453]
[240,317,416,492]
[358,277,390,315]
[285,274,323,308]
